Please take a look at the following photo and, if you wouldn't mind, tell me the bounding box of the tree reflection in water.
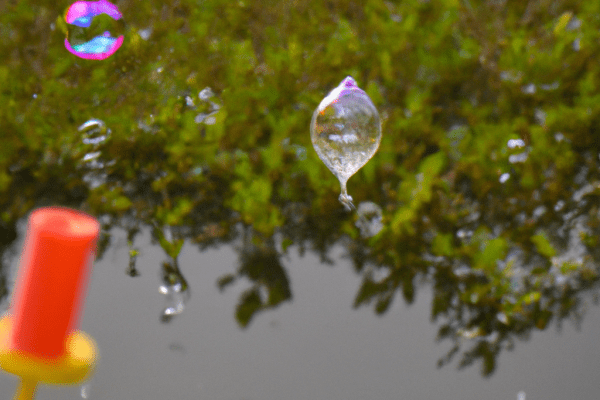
[1,152,599,377]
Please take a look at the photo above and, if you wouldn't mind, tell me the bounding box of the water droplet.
[195,87,222,126]
[292,144,307,161]
[456,229,473,240]
[79,119,111,188]
[509,152,529,164]
[534,108,546,125]
[507,138,525,149]
[541,81,560,91]
[311,77,382,210]
[521,83,536,94]
[199,87,215,100]
[80,383,90,399]
[497,312,509,324]
[65,0,124,60]
[533,205,547,220]
[355,201,383,238]
[159,282,189,323]
[500,70,523,83]
[185,95,195,107]
[139,27,152,40]
[499,173,510,183]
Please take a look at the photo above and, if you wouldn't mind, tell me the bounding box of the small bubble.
[64,0,124,60]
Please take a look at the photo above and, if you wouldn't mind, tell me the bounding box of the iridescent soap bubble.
[311,77,382,210]
[64,0,124,60]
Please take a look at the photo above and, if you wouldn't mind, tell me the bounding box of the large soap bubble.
[311,77,382,210]
[64,0,124,60]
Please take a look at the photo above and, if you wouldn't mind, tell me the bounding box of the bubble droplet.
[79,119,112,188]
[65,0,124,60]
[311,77,382,210]
[355,201,383,238]
[159,281,189,323]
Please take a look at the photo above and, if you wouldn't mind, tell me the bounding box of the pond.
[1,227,599,399]
[2,0,600,399]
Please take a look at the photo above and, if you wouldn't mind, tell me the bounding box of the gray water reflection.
[1,228,599,400]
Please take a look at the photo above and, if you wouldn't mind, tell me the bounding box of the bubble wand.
[0,207,100,400]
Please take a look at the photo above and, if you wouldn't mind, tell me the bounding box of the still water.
[1,227,599,400]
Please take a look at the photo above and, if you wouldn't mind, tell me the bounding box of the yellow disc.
[0,315,97,385]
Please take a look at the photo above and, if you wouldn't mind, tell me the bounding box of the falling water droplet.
[195,87,222,127]
[311,77,382,210]
[159,281,189,323]
[80,118,109,145]
[80,383,90,399]
[79,119,112,188]
[355,201,384,238]
[159,259,190,323]
[65,0,124,60]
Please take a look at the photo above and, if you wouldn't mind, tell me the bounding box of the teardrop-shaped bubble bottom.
[311,77,382,211]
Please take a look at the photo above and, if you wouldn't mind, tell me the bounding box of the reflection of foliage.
[1,0,600,376]
[219,230,291,328]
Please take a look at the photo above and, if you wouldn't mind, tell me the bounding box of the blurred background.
[1,0,600,398]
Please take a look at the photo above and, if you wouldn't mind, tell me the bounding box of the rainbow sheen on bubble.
[311,77,382,211]
[64,0,123,60]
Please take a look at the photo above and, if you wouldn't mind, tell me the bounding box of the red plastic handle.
[9,207,99,359]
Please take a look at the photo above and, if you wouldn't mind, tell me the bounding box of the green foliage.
[531,232,557,258]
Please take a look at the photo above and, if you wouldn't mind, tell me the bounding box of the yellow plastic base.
[0,315,97,385]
